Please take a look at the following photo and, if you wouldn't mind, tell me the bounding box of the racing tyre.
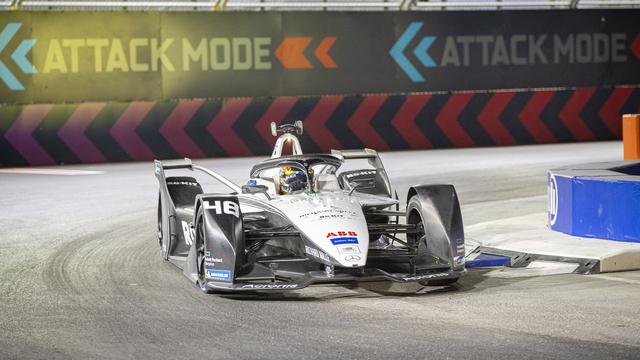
[406,195,459,287]
[157,192,169,260]
[195,208,214,294]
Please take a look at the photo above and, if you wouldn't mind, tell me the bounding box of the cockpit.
[247,155,344,196]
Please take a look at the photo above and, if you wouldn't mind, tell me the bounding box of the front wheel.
[157,192,169,260]
[407,195,459,287]
[195,208,214,294]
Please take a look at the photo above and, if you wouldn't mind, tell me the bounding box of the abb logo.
[203,200,240,218]
[326,231,357,238]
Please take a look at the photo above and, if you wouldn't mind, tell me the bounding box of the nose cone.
[324,230,368,267]
[272,192,369,267]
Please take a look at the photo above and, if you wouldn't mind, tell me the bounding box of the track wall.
[2,87,638,166]
[0,10,638,164]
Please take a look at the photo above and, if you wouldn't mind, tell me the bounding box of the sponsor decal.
[299,209,358,222]
[548,174,558,226]
[241,283,299,289]
[403,272,450,281]
[454,255,465,267]
[206,269,231,281]
[326,231,358,238]
[167,181,199,186]
[344,170,376,179]
[327,231,359,245]
[181,220,195,246]
[305,245,330,262]
[204,250,211,257]
[155,162,162,175]
[203,199,240,218]
[330,237,358,245]
[336,244,360,254]
[205,256,223,263]
[344,255,361,262]
[247,179,257,186]
[391,21,632,83]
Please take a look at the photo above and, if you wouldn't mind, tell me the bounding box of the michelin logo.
[206,269,231,282]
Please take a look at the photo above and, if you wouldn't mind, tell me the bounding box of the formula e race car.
[154,121,465,292]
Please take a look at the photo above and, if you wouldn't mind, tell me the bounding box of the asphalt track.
[1,142,639,360]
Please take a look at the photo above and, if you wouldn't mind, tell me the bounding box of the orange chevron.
[314,37,337,69]
[275,37,312,69]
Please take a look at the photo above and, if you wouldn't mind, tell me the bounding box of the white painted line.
[0,168,104,176]
[483,261,579,278]
[590,274,640,285]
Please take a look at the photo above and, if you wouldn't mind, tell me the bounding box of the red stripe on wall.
[207,98,252,156]
[390,94,432,149]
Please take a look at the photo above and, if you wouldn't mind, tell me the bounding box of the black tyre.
[157,192,169,260]
[407,195,459,287]
[195,208,214,294]
[406,195,426,249]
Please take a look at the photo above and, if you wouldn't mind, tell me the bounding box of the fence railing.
[4,0,640,11]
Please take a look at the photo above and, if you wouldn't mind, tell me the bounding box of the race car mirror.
[271,121,304,137]
[294,120,303,135]
[241,184,271,199]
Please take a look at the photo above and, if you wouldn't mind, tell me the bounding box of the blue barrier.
[548,161,640,243]
[466,253,511,268]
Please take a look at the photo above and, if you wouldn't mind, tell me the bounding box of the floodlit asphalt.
[1,142,639,359]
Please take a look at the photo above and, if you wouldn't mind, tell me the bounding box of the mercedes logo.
[344,255,361,262]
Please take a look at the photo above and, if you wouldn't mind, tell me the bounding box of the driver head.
[279,166,307,195]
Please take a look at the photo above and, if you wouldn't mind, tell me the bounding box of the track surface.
[1,142,639,359]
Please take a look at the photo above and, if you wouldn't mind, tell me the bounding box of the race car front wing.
[201,266,464,292]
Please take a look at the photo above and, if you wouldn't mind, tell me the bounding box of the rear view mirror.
[242,184,271,199]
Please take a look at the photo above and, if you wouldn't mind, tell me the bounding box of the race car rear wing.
[154,158,241,194]
[331,148,392,197]
[156,158,193,171]
[331,148,387,170]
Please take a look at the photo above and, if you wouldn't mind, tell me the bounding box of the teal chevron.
[414,36,436,68]
[0,22,37,91]
[389,22,424,82]
[11,39,37,74]
[390,22,438,82]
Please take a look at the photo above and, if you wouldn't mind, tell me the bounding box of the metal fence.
[4,0,639,11]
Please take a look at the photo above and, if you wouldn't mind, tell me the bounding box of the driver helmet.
[279,166,307,195]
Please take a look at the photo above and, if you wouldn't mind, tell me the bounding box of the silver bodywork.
[154,123,465,292]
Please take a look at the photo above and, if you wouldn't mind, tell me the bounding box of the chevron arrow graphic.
[0,23,23,91]
[11,38,36,74]
[414,36,436,68]
[0,23,37,91]
[275,37,313,69]
[390,22,424,82]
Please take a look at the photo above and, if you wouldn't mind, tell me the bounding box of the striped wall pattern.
[1,86,639,166]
